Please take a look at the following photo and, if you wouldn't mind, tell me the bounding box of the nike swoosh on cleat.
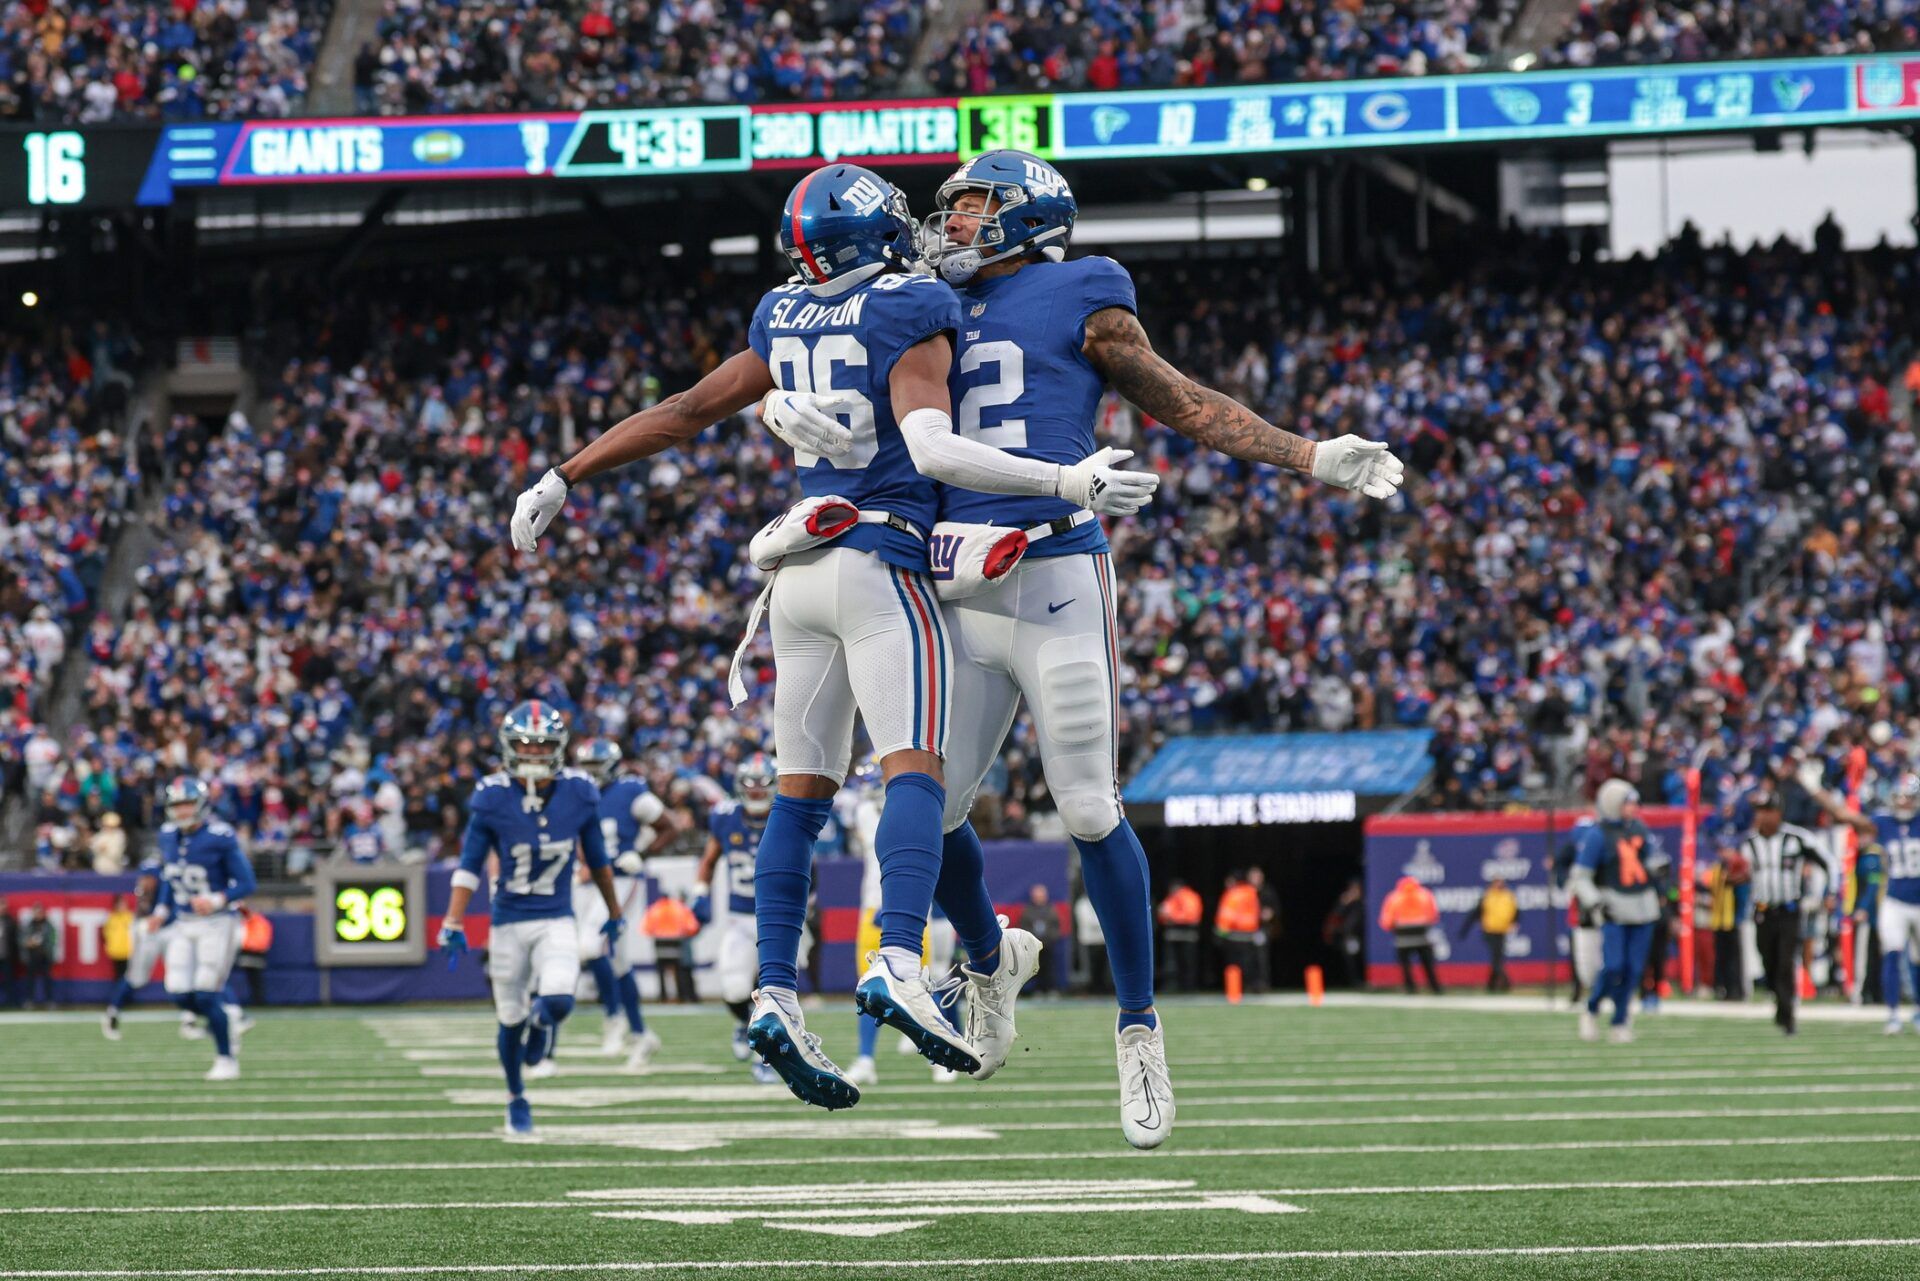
[1048,599,1076,614]
[1130,1070,1162,1130]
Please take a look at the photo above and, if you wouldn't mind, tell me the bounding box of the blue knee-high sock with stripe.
[497,1020,527,1097]
[196,992,232,1057]
[587,956,619,1019]
[617,969,645,1033]
[755,795,833,992]
[1887,951,1910,1017]
[1074,819,1156,1028]
[937,821,1004,970]
[876,773,946,954]
[105,977,133,1012]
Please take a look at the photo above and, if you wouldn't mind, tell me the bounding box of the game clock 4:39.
[312,863,427,967]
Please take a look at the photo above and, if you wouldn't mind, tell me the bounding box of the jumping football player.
[573,738,663,1070]
[693,752,779,1082]
[766,149,1403,1147]
[438,702,626,1136]
[510,162,1154,1109]
[151,777,257,1081]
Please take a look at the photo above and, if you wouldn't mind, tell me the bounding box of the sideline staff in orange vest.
[1378,876,1443,994]
[1215,873,1262,991]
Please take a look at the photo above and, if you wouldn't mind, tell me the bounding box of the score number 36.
[335,887,407,943]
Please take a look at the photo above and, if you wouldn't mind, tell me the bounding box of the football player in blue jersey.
[695,753,776,1072]
[102,850,170,1041]
[511,162,1156,1110]
[799,149,1393,1148]
[438,702,626,1136]
[150,777,257,1080]
[1823,773,1920,1033]
[572,738,664,1070]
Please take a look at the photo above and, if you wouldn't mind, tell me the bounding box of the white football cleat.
[601,1021,629,1056]
[746,988,859,1110]
[1609,1023,1635,1044]
[962,921,1043,1080]
[1886,1017,1905,1036]
[625,1029,661,1072]
[179,1013,204,1040]
[1577,1011,1600,1042]
[102,1011,121,1042]
[1116,1020,1174,1150]
[205,1056,241,1082]
[854,950,982,1075]
[846,1055,879,1087]
[526,1059,559,1080]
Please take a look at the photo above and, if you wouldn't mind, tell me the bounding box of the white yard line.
[6,1240,1920,1277]
[8,1173,1920,1216]
[4,1132,1919,1177]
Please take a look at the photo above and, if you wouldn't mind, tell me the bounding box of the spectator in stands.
[21,905,54,1008]
[1379,875,1442,995]
[1019,883,1062,995]
[89,812,126,874]
[1157,878,1202,992]
[1459,877,1518,992]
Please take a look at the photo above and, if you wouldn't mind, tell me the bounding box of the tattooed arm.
[1081,306,1316,473]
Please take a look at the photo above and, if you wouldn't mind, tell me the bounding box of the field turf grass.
[2,995,1918,1279]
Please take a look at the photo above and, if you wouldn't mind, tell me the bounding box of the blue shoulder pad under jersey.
[461,769,607,925]
[1873,814,1920,904]
[708,801,762,915]
[749,271,960,571]
[939,255,1137,557]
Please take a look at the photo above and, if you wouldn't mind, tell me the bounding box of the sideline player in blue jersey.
[573,738,664,1070]
[1825,773,1920,1033]
[694,753,779,1081]
[438,702,626,1136]
[769,150,1400,1148]
[150,777,257,1080]
[509,162,1155,1111]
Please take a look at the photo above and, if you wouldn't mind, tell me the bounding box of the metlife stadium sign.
[8,54,1920,209]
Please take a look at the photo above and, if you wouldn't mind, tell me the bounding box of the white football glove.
[1056,447,1160,517]
[1310,435,1405,500]
[760,389,854,458]
[510,467,571,552]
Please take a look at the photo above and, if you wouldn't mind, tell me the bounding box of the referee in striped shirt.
[1741,789,1834,1036]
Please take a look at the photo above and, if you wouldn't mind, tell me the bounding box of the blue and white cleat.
[505,1096,535,1137]
[746,988,860,1110]
[1116,1019,1174,1150]
[731,1025,752,1062]
[962,920,1043,1080]
[854,949,983,1075]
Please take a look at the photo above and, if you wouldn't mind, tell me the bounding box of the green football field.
[3,996,1918,1279]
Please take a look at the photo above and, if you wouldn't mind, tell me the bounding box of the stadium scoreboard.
[8,53,1920,209]
[312,862,428,967]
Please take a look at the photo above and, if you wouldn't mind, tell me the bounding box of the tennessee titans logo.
[1490,87,1541,126]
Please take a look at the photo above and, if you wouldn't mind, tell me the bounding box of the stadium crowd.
[1544,1,1920,71]
[10,221,1920,866]
[0,0,332,122]
[356,0,922,115]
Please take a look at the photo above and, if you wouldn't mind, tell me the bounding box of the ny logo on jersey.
[929,532,962,581]
[1022,160,1068,199]
[841,175,889,217]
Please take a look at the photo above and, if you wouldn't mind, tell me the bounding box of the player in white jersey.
[510,162,1153,1110]
[773,151,1404,1146]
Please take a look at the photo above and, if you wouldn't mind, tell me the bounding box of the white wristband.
[451,869,482,892]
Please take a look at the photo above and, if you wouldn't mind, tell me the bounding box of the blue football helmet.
[924,150,1077,285]
[499,700,570,790]
[573,737,621,787]
[736,752,777,818]
[163,776,209,830]
[777,163,919,297]
[1892,772,1920,819]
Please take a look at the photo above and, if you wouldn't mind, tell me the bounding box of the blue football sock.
[497,1020,527,1097]
[858,1012,880,1059]
[755,795,833,991]
[1887,952,1909,1016]
[937,821,1004,970]
[617,969,645,1034]
[105,978,132,1012]
[876,773,945,953]
[173,993,196,1015]
[587,956,619,1019]
[1073,819,1155,1013]
[196,992,232,1057]
[535,993,575,1025]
